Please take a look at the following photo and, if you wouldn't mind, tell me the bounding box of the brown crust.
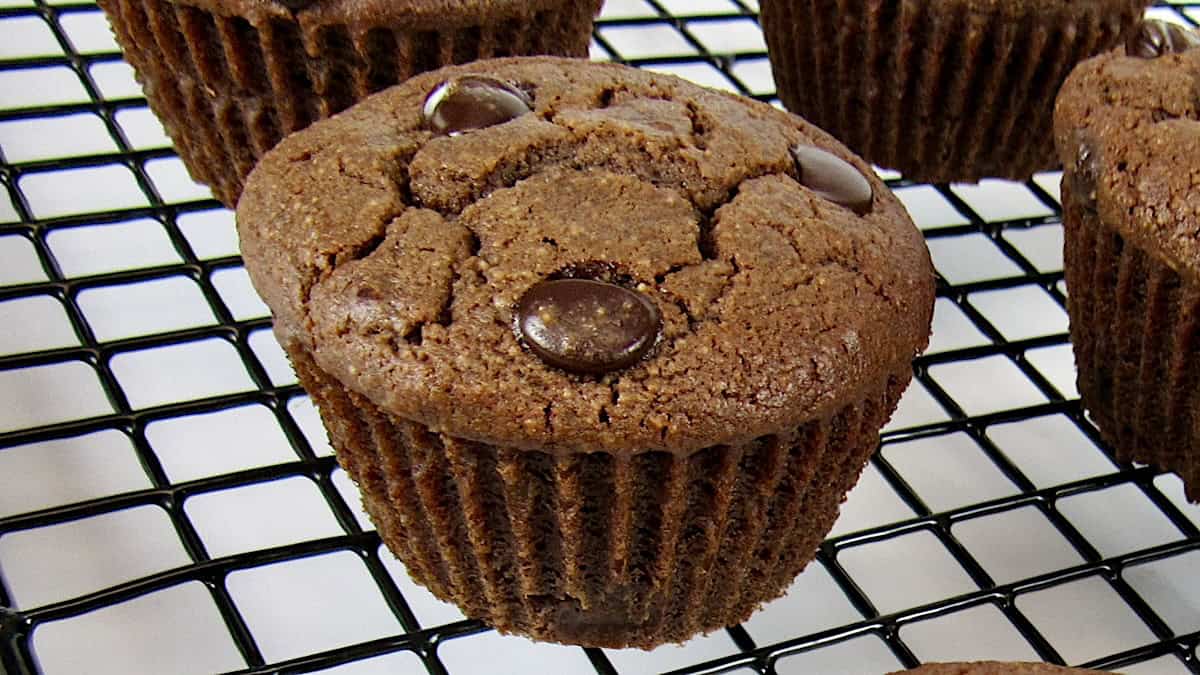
[760,0,1150,183]
[1054,43,1200,500]
[1054,48,1200,279]
[236,57,936,457]
[291,343,911,648]
[96,0,601,206]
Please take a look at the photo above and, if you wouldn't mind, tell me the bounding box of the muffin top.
[891,663,1099,675]
[238,57,934,455]
[1054,20,1200,278]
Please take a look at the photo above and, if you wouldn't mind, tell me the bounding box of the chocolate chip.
[1072,136,1100,213]
[1127,19,1200,58]
[422,76,534,136]
[517,279,660,375]
[791,145,873,214]
[277,0,314,9]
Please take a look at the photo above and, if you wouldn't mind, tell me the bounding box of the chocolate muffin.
[96,0,603,207]
[893,664,1102,674]
[759,0,1151,183]
[237,57,935,648]
[1054,20,1200,500]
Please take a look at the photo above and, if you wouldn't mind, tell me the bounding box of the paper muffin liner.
[288,345,910,648]
[759,0,1146,183]
[1063,179,1200,501]
[96,0,599,207]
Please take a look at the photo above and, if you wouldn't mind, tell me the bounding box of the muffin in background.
[236,57,935,648]
[1054,20,1200,500]
[759,0,1150,183]
[96,0,603,207]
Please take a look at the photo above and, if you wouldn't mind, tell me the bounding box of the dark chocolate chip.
[1071,136,1100,213]
[517,279,660,375]
[1127,19,1200,58]
[791,145,873,214]
[277,0,314,9]
[422,76,533,136]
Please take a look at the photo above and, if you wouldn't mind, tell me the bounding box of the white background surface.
[2,1,1200,674]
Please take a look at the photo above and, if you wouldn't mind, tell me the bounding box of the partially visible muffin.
[97,0,603,206]
[1054,20,1200,499]
[893,663,1103,674]
[760,0,1151,183]
[237,57,935,647]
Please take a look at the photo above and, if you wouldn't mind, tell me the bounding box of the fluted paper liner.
[290,345,910,648]
[760,0,1146,183]
[97,0,598,206]
[1063,179,1200,501]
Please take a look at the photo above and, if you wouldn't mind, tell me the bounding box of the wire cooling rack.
[2,1,1200,673]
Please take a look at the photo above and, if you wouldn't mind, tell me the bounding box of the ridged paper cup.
[760,0,1149,183]
[293,347,912,647]
[1063,187,1200,499]
[236,58,936,648]
[1055,39,1200,500]
[97,0,602,206]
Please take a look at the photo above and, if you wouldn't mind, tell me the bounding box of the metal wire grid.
[0,0,1199,673]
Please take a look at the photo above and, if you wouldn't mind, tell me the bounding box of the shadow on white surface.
[0,430,149,519]
[147,404,296,482]
[0,505,189,609]
[109,338,256,409]
[953,506,1084,585]
[837,531,978,616]
[900,604,1041,664]
[31,582,246,675]
[1016,575,1157,665]
[882,432,1019,512]
[438,629,593,675]
[774,635,902,675]
[0,360,112,432]
[226,552,402,663]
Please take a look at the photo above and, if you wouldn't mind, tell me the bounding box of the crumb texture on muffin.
[238,57,935,456]
[237,56,935,647]
[1054,43,1200,498]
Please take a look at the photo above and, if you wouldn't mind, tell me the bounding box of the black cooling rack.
[2,1,1200,673]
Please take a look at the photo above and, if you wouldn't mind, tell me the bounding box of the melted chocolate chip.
[1127,19,1200,58]
[517,279,660,375]
[791,145,874,214]
[1072,136,1100,213]
[422,76,534,136]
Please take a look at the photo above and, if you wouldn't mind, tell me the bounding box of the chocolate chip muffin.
[893,664,1102,674]
[237,57,935,648]
[1054,20,1200,500]
[759,0,1151,183]
[96,0,603,207]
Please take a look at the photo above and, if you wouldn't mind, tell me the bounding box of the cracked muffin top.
[237,57,935,455]
[1054,21,1200,278]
